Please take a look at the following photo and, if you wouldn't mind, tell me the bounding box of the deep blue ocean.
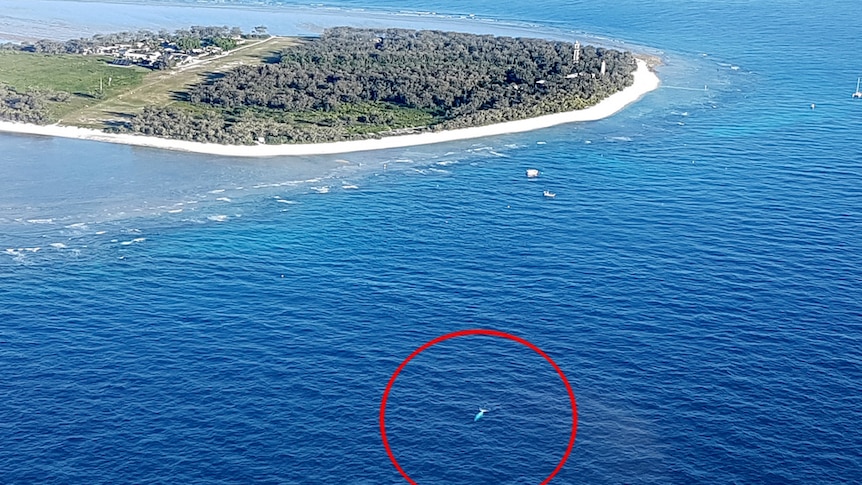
[1,0,861,483]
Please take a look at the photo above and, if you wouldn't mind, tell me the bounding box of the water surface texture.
[1,0,860,483]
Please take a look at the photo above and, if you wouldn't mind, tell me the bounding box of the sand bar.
[0,60,659,157]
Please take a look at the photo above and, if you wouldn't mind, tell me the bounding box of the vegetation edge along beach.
[0,26,660,156]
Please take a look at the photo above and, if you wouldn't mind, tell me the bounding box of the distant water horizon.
[1,0,860,483]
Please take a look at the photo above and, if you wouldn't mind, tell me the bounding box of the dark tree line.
[187,27,635,123]
[118,105,353,144]
[0,84,66,123]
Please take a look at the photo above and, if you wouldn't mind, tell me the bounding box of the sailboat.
[853,78,862,98]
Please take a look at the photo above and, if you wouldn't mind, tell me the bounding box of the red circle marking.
[379,329,578,485]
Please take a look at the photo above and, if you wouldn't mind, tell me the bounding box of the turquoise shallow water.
[1,1,861,483]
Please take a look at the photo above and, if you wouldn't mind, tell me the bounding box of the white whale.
[474,408,489,422]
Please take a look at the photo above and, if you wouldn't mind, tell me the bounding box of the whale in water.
[474,408,489,422]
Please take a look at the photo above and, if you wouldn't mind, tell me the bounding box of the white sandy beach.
[0,60,659,157]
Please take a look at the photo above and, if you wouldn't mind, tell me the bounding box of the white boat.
[543,190,556,198]
[526,169,540,178]
[853,77,862,98]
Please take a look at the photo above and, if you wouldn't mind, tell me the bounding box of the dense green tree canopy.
[129,27,637,144]
[0,84,61,123]
[189,27,636,124]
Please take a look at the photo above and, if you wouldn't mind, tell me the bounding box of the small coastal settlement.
[99,39,230,70]
[16,25,271,70]
[0,26,639,144]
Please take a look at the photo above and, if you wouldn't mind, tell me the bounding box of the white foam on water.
[207,215,229,222]
[536,141,547,145]
[276,199,298,204]
[27,218,53,224]
[311,186,330,194]
[341,184,359,189]
[254,180,303,189]
[209,189,226,194]
[50,243,67,249]
[65,222,88,229]
[2,248,32,263]
[119,238,146,246]
[167,209,183,213]
[96,231,107,235]
[216,197,232,202]
[436,160,457,166]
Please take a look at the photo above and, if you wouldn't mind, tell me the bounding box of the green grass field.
[0,50,148,119]
[0,51,147,95]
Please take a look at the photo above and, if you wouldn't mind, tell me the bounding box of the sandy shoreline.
[0,60,659,157]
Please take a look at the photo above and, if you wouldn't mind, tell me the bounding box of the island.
[0,26,660,156]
